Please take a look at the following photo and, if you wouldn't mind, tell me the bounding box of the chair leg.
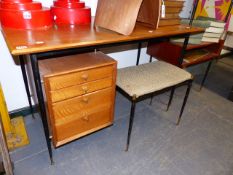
[149,55,153,63]
[200,60,212,91]
[125,98,136,152]
[176,80,192,125]
[166,86,175,111]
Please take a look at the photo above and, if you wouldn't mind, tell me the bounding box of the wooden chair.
[147,0,233,90]
[116,61,193,151]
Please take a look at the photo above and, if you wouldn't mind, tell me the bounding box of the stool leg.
[125,98,136,151]
[149,94,154,105]
[176,81,192,125]
[166,86,175,111]
[200,60,212,91]
[149,55,153,63]
[136,42,142,66]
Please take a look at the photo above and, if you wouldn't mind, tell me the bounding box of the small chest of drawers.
[39,52,117,147]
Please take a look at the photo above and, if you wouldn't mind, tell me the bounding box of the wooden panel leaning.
[94,0,161,35]
[39,52,117,147]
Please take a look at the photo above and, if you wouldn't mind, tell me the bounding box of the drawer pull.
[82,86,88,93]
[82,113,89,122]
[82,97,89,103]
[81,74,88,81]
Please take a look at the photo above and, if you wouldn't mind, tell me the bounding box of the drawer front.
[54,106,112,146]
[52,88,113,122]
[46,66,113,91]
[49,77,112,103]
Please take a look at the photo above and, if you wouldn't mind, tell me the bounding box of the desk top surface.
[1,20,204,56]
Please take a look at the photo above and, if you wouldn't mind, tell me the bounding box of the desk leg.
[30,54,54,165]
[136,42,142,65]
[19,55,35,119]
[178,35,190,66]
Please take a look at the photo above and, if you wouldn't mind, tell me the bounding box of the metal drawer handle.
[82,113,89,122]
[81,74,88,81]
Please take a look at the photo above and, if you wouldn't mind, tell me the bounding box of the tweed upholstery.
[117,61,192,98]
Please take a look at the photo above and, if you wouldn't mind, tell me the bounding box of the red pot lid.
[53,1,85,9]
[51,6,91,25]
[56,0,80,2]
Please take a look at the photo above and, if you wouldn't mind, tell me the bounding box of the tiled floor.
[10,57,233,175]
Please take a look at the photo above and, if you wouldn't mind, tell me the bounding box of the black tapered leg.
[125,98,136,152]
[166,86,175,111]
[136,42,142,66]
[149,94,154,105]
[149,55,153,63]
[176,80,192,125]
[19,55,35,119]
[30,54,54,164]
[178,35,190,66]
[200,60,212,90]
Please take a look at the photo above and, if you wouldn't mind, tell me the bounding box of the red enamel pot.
[0,8,53,29]
[51,6,91,25]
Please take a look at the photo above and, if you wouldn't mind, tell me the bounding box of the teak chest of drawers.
[39,52,117,147]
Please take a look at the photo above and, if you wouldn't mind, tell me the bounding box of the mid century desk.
[1,20,204,164]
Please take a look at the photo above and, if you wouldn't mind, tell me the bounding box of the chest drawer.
[54,106,112,146]
[46,66,113,91]
[48,77,113,103]
[52,88,113,121]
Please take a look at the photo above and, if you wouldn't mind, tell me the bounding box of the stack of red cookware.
[0,0,53,29]
[51,0,91,25]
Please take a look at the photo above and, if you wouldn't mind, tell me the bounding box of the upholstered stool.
[117,61,193,151]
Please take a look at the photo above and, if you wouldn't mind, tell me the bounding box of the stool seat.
[117,61,192,98]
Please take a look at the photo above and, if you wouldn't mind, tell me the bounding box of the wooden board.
[159,19,181,26]
[94,0,144,35]
[164,0,185,7]
[161,13,180,19]
[0,116,13,175]
[166,7,183,13]
[137,0,161,28]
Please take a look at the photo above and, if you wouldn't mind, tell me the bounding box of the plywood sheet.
[137,0,161,28]
[95,0,161,35]
[95,0,143,35]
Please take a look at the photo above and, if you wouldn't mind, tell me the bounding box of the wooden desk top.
[1,19,204,56]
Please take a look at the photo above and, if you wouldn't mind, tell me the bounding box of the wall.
[0,0,193,111]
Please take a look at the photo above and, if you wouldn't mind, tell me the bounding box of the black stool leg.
[149,55,153,63]
[166,86,175,111]
[200,60,212,91]
[125,97,136,152]
[176,80,192,125]
[136,42,142,66]
[149,94,154,105]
